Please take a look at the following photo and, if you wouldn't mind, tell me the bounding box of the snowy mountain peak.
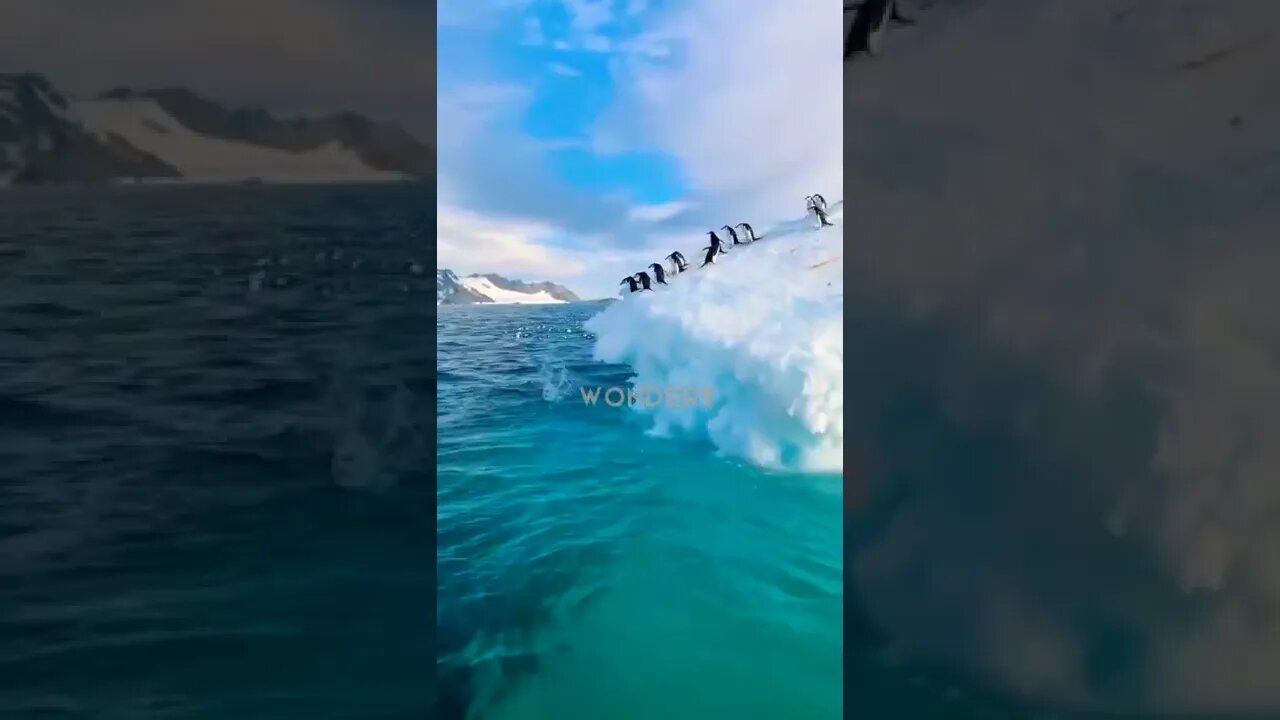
[0,73,431,186]
[437,269,580,305]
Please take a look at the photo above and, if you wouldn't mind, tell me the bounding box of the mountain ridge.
[437,269,581,305]
[0,73,432,185]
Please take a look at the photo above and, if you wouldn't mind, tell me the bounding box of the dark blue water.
[0,184,435,719]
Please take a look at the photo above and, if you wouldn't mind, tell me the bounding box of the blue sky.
[438,0,843,299]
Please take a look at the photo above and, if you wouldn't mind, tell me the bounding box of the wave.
[583,204,843,473]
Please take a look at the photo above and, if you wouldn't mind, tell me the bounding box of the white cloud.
[437,0,842,299]
[628,200,692,223]
[436,200,689,300]
[548,62,582,77]
[436,81,530,149]
[582,34,612,52]
[599,0,843,228]
[436,202,583,281]
[561,0,615,34]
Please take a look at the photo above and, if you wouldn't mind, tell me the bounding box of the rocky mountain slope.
[437,269,580,305]
[0,73,431,185]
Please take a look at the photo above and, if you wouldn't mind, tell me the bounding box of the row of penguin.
[619,194,835,293]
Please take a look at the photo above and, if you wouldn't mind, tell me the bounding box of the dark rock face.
[1,73,180,183]
[436,269,494,305]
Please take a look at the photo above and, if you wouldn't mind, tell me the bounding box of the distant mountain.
[0,73,179,183]
[437,269,580,305]
[0,73,432,185]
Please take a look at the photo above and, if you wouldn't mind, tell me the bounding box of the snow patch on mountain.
[459,276,566,304]
[437,269,580,305]
[72,98,406,184]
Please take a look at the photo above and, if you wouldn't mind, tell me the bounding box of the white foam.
[584,204,843,473]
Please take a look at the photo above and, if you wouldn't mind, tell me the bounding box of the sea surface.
[0,184,434,719]
[436,302,843,719]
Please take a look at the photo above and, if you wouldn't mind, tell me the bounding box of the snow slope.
[71,97,406,184]
[458,275,567,304]
[585,204,843,473]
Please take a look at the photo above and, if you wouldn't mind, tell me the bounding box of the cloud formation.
[436,0,843,298]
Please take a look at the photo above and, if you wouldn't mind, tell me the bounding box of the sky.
[0,0,435,140]
[437,0,843,299]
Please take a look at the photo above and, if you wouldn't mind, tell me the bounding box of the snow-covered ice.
[585,204,844,473]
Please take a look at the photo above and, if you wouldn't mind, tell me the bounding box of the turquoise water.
[436,302,842,719]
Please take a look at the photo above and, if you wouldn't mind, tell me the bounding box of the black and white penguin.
[634,270,653,291]
[701,231,728,267]
[811,193,828,211]
[845,0,915,60]
[665,251,689,273]
[620,276,640,293]
[722,224,743,246]
[736,222,758,242]
[648,263,668,285]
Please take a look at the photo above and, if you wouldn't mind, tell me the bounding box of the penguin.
[736,222,757,242]
[634,270,653,291]
[846,0,915,60]
[701,231,728,267]
[620,276,640,293]
[814,205,835,227]
[665,251,689,273]
[722,224,743,246]
[701,244,718,267]
[811,193,828,211]
[708,231,728,254]
[649,262,668,285]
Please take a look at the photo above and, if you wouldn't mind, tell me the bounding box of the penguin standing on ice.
[722,224,743,246]
[665,251,689,273]
[701,231,728,267]
[648,262,668,285]
[807,196,835,227]
[620,276,640,293]
[845,0,916,60]
[736,222,758,242]
[634,270,654,291]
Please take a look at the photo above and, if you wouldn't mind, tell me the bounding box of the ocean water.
[0,184,435,719]
[436,302,843,719]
